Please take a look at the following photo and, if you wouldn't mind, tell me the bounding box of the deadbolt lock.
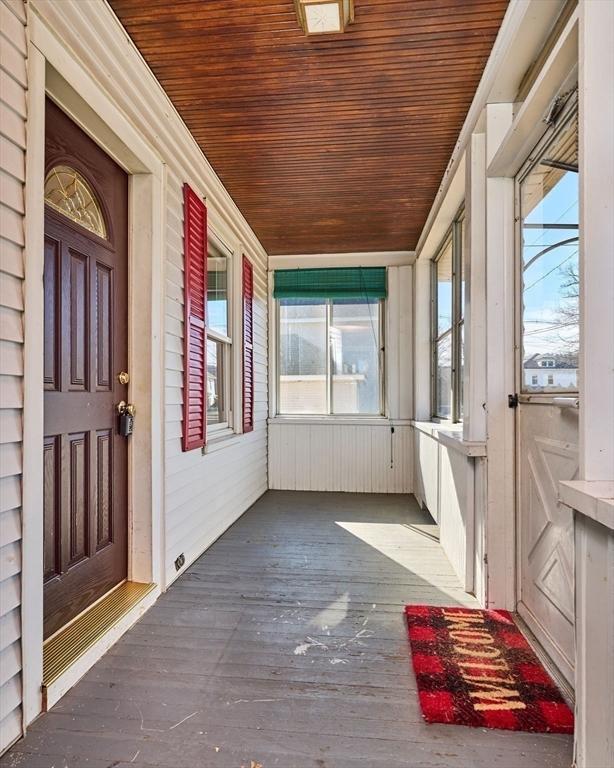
[116,401,136,417]
[118,371,130,385]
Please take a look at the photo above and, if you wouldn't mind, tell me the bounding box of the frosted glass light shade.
[295,0,354,35]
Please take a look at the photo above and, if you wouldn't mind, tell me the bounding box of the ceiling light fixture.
[295,0,355,35]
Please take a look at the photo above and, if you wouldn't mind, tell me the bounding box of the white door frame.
[479,5,579,614]
[21,9,166,727]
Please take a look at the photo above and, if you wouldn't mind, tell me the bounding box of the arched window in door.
[44,165,108,239]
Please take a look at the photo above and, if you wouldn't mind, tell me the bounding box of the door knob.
[117,371,130,385]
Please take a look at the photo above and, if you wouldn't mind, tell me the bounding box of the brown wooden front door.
[43,99,129,639]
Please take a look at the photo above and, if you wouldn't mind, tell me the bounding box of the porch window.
[274,268,385,416]
[432,211,464,421]
[206,249,232,431]
[278,299,383,416]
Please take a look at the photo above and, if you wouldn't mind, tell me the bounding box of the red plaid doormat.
[405,605,574,733]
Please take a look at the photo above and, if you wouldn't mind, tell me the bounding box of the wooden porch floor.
[2,492,573,768]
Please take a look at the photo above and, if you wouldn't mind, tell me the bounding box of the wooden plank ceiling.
[109,0,509,255]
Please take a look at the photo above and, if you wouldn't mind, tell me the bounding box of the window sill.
[411,420,487,457]
[438,431,487,457]
[411,420,462,437]
[204,429,243,454]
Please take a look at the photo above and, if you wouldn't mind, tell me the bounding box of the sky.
[208,299,227,336]
[521,169,579,358]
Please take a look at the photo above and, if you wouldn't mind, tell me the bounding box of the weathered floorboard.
[1,491,573,768]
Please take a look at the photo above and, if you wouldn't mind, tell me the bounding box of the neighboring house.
[280,304,379,413]
[523,353,578,389]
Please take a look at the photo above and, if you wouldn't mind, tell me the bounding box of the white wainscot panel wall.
[413,425,480,592]
[269,422,413,494]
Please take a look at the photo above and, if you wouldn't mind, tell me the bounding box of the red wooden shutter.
[242,255,254,433]
[182,184,208,451]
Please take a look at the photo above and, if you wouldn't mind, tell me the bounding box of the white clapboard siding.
[269,423,413,494]
[0,0,26,752]
[163,166,268,585]
[29,1,270,591]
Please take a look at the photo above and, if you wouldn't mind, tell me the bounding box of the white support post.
[386,264,413,420]
[398,265,413,421]
[464,130,487,444]
[267,269,276,420]
[578,0,614,482]
[21,38,46,729]
[574,513,614,768]
[464,128,489,606]
[387,266,401,420]
[484,102,515,610]
[573,3,614,766]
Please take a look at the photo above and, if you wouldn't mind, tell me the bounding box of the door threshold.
[43,581,158,710]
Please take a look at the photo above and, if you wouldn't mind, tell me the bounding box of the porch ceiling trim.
[269,250,415,270]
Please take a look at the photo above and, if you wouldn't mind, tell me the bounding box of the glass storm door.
[515,109,579,686]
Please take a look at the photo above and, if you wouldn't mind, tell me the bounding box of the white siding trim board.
[0,0,26,752]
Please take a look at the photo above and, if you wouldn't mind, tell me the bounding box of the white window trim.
[431,209,464,422]
[205,239,235,438]
[275,297,386,418]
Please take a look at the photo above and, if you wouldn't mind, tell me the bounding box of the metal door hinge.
[508,393,519,409]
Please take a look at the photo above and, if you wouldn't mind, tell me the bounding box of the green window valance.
[273,267,387,300]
